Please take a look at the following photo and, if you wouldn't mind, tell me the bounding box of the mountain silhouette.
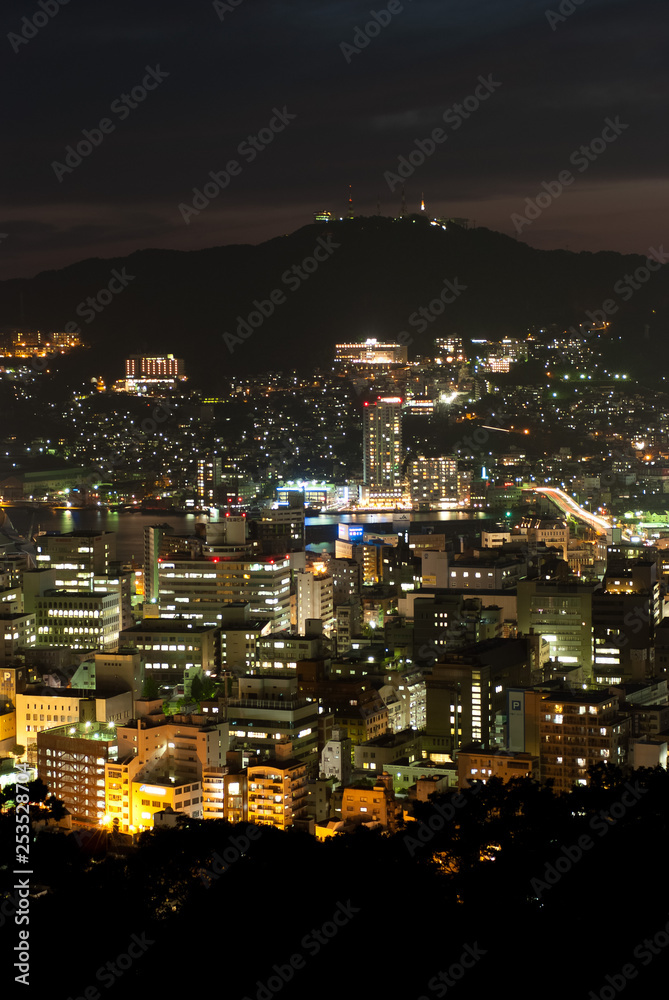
[1,216,666,390]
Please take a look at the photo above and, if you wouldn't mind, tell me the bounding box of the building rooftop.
[248,757,306,772]
[535,686,614,704]
[37,721,119,742]
[457,743,535,760]
[21,687,88,700]
[220,620,268,632]
[390,756,456,772]
[40,589,117,599]
[121,620,216,633]
[357,729,421,749]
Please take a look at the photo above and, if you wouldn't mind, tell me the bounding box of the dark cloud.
[1,0,666,278]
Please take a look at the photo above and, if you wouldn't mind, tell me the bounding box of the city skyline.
[2,0,669,993]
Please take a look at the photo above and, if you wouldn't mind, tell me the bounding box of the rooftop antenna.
[347,184,354,220]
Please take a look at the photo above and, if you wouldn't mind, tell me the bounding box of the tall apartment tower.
[363,397,403,499]
[296,570,334,635]
[196,456,242,506]
[144,524,193,605]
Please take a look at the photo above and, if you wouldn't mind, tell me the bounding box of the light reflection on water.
[5,507,493,563]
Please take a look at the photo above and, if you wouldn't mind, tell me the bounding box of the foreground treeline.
[2,764,669,998]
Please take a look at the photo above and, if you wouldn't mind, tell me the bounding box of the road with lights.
[527,486,613,535]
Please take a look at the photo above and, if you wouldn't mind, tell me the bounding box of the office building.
[116,712,228,783]
[35,530,116,588]
[447,551,527,590]
[412,593,480,660]
[118,620,219,685]
[0,612,36,662]
[93,649,144,701]
[331,688,388,746]
[353,729,423,772]
[517,517,569,560]
[424,637,533,754]
[144,524,194,605]
[256,632,325,672]
[329,558,362,606]
[380,668,426,731]
[255,504,305,554]
[35,590,120,650]
[592,560,660,684]
[18,689,133,761]
[196,456,248,507]
[102,712,228,832]
[517,580,595,677]
[421,550,450,589]
[158,553,290,632]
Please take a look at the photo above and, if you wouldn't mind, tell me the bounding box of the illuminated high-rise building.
[126,354,184,379]
[124,354,185,394]
[363,397,403,498]
[296,569,334,635]
[335,339,407,366]
[196,456,245,507]
[408,455,458,505]
[435,336,466,363]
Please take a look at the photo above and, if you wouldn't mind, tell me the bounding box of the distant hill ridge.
[1,216,666,387]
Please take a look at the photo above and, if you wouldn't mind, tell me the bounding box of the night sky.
[3,0,666,280]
